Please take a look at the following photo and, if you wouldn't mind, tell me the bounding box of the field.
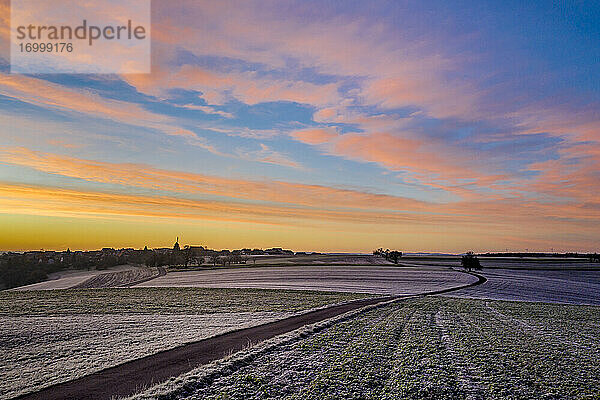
[69,266,163,288]
[0,288,370,399]
[248,254,393,265]
[11,269,109,291]
[12,265,159,291]
[5,256,600,400]
[400,255,600,270]
[130,297,600,400]
[136,266,476,295]
[446,269,600,305]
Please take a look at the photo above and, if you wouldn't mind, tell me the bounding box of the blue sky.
[0,0,598,252]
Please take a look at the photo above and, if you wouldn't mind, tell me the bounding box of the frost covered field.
[446,269,600,305]
[0,288,369,399]
[0,313,288,399]
[12,265,159,291]
[135,266,476,295]
[131,297,600,400]
[400,255,600,270]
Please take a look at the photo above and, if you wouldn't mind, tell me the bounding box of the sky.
[0,0,599,252]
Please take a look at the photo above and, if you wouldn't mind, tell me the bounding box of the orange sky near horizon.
[1,1,599,253]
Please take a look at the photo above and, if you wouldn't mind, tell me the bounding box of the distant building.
[155,248,172,254]
[173,237,180,251]
[188,246,206,256]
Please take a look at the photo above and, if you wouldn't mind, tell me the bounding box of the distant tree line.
[0,254,58,289]
[373,248,403,264]
[481,252,600,259]
[145,247,249,268]
[0,248,151,290]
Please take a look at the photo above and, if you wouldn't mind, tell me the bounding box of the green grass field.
[138,297,599,400]
[0,287,373,316]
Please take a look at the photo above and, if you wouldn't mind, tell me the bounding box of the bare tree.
[461,251,482,271]
[373,248,402,263]
[183,245,192,268]
[388,251,402,264]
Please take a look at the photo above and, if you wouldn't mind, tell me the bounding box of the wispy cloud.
[236,144,303,170]
[180,103,235,119]
[2,147,599,227]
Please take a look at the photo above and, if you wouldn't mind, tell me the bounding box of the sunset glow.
[1,1,599,252]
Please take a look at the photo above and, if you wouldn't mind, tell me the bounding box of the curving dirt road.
[14,272,485,400]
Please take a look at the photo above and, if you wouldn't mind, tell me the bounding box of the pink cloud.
[1,147,599,250]
[290,128,339,145]
[145,1,479,120]
[0,147,423,211]
[124,64,341,107]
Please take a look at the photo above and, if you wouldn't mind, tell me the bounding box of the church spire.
[173,236,180,251]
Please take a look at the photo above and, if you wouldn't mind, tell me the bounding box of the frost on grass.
[0,287,371,316]
[0,313,290,399]
[130,297,600,400]
[69,266,160,288]
[11,265,153,291]
[135,266,476,295]
[445,269,600,305]
[0,287,370,399]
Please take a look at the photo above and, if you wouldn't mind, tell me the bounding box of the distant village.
[0,238,303,290]
[3,238,299,268]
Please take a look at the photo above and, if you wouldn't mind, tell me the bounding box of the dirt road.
[15,272,485,400]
